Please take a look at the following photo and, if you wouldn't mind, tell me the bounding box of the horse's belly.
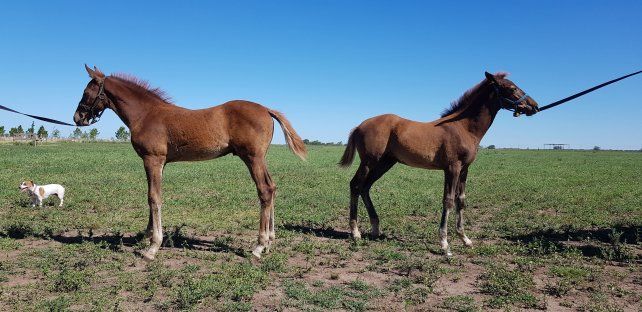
[167,144,231,162]
[395,150,442,170]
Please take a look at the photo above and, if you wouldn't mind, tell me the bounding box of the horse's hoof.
[352,232,362,240]
[141,252,156,262]
[252,245,265,259]
[464,238,473,247]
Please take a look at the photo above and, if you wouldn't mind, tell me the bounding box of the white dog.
[19,180,65,207]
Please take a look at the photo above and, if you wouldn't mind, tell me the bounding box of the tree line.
[0,122,131,141]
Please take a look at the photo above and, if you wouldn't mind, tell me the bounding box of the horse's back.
[351,114,402,160]
[353,114,450,169]
[218,100,275,155]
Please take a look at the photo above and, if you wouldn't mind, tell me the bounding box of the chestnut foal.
[339,72,539,256]
[74,65,306,260]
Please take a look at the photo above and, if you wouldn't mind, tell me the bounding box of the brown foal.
[74,65,306,260]
[339,72,539,256]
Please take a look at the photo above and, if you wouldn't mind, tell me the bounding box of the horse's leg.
[361,158,396,238]
[439,164,461,256]
[141,156,165,261]
[243,155,276,258]
[455,166,473,247]
[144,210,153,241]
[349,163,369,239]
[266,170,276,252]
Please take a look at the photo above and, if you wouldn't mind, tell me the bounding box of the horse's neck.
[104,78,153,129]
[452,85,500,142]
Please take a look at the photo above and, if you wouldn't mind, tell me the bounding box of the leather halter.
[78,81,106,124]
[491,82,535,114]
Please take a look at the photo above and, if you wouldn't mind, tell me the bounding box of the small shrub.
[442,295,481,312]
[51,268,91,292]
[479,265,542,309]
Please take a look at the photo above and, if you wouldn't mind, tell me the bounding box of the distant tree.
[89,128,99,141]
[37,125,48,139]
[72,127,83,139]
[593,146,601,151]
[487,145,496,149]
[9,127,17,137]
[26,122,36,137]
[303,139,310,144]
[115,126,130,141]
[0,126,4,136]
[52,129,61,139]
[16,125,24,136]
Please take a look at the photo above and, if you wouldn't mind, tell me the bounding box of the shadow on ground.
[503,224,641,262]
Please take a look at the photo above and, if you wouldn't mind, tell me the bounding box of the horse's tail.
[268,109,307,160]
[339,129,357,168]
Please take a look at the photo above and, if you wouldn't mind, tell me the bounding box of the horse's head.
[485,71,539,117]
[74,64,109,126]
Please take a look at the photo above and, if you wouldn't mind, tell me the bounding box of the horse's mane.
[440,72,509,117]
[109,73,173,104]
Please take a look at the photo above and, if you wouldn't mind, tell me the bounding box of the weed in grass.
[40,295,71,312]
[0,237,21,250]
[599,229,635,262]
[50,268,91,292]
[441,295,481,312]
[478,264,543,309]
[172,262,267,310]
[283,279,379,311]
[260,252,288,272]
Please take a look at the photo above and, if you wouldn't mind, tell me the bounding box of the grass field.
[0,142,640,311]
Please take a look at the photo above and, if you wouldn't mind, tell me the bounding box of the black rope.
[539,70,642,112]
[0,104,78,126]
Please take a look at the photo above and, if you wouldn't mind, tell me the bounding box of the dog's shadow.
[15,198,60,208]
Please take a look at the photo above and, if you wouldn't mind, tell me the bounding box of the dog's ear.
[29,180,34,185]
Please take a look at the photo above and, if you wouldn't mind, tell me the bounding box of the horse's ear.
[93,66,105,78]
[85,64,105,80]
[85,64,95,78]
[485,71,497,84]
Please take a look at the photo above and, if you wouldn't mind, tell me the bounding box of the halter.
[491,82,533,113]
[77,81,106,124]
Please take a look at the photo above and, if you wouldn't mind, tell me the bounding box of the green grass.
[0,142,640,310]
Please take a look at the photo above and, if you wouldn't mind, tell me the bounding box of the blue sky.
[0,1,640,149]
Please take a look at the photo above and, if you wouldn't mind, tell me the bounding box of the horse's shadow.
[20,230,246,257]
[281,223,351,240]
[280,223,403,243]
[502,224,641,261]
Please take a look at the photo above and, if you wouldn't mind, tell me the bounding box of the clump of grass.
[0,237,22,250]
[599,229,635,262]
[172,262,267,310]
[283,279,380,311]
[478,264,543,309]
[441,295,481,312]
[545,265,593,297]
[40,296,71,312]
[388,277,430,305]
[260,252,288,272]
[50,268,92,292]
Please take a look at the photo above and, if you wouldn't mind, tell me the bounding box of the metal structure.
[544,143,570,150]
